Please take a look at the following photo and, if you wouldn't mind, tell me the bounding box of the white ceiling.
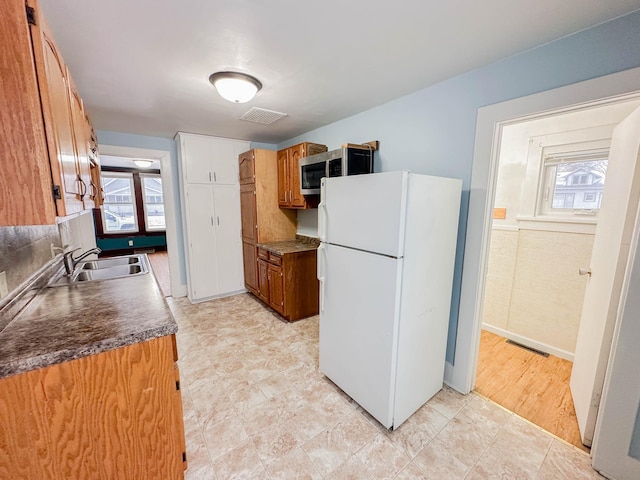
[39,0,640,144]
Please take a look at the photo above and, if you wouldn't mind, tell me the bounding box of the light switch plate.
[0,271,8,298]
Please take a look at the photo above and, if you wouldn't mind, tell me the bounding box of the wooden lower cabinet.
[0,335,187,479]
[256,248,319,321]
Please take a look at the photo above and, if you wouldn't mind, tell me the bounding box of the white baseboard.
[482,323,574,361]
[187,288,246,304]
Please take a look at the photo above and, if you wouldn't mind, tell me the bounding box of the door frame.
[97,144,186,298]
[447,65,640,395]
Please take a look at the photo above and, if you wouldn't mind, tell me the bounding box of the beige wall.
[484,228,592,356]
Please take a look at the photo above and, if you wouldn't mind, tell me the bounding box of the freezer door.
[319,171,408,257]
[319,243,403,428]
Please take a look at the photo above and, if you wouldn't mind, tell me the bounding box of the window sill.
[514,215,597,234]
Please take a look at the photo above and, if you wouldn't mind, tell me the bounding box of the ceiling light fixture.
[133,159,153,168]
[209,71,262,103]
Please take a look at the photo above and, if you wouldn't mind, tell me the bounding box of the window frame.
[101,171,139,234]
[140,173,166,232]
[537,148,609,218]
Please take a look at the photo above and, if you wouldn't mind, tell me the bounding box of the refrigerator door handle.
[318,179,327,242]
[317,243,326,312]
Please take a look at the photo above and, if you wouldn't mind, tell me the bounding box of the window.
[539,150,608,217]
[101,172,138,233]
[141,174,166,231]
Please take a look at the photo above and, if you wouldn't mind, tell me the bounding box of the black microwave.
[299,146,374,195]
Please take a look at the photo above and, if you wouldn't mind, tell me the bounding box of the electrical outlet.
[0,271,8,298]
[128,240,134,246]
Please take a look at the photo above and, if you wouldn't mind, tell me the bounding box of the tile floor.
[166,293,604,480]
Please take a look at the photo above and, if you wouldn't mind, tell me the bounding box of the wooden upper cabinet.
[277,142,327,209]
[277,149,289,206]
[0,0,56,225]
[35,11,83,216]
[238,150,255,184]
[0,0,99,224]
[68,74,93,208]
[288,144,306,207]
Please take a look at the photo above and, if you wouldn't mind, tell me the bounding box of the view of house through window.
[101,170,166,233]
[141,174,166,230]
[540,150,608,216]
[101,172,138,233]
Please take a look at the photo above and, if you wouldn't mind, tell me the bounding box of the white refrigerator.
[317,171,462,429]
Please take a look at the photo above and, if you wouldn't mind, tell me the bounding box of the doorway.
[471,95,640,455]
[97,144,183,298]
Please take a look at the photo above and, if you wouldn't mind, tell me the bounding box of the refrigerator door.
[319,243,403,429]
[319,171,408,257]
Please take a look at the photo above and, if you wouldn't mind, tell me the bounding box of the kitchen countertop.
[0,260,177,379]
[257,235,320,255]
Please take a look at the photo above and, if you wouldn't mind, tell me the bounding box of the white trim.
[491,224,520,232]
[514,216,597,235]
[97,144,187,298]
[481,324,574,361]
[450,66,640,395]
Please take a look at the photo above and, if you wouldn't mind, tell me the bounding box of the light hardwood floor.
[148,251,171,297]
[474,330,588,452]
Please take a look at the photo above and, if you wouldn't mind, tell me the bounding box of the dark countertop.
[0,260,177,379]
[257,236,320,255]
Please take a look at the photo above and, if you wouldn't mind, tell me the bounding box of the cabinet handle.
[214,172,217,182]
[217,216,220,226]
[209,172,212,182]
[211,216,214,226]
[78,176,87,200]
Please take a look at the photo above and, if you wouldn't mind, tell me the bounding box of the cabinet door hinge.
[52,185,61,200]
[182,452,187,463]
[26,6,36,25]
[175,380,180,391]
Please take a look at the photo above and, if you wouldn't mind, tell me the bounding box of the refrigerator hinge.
[26,5,37,25]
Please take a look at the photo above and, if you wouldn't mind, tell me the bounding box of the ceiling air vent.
[238,107,287,125]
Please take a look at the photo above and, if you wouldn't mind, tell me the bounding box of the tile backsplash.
[0,225,62,301]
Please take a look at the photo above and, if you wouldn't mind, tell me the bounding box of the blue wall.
[95,130,187,286]
[279,9,640,363]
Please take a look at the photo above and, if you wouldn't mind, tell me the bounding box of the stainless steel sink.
[80,256,141,270]
[74,264,144,281]
[48,254,149,286]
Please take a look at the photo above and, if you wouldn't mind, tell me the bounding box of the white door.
[591,216,640,479]
[570,106,640,447]
[213,185,244,294]
[185,184,218,300]
[319,172,408,257]
[318,243,403,428]
[210,140,239,185]
[182,134,213,184]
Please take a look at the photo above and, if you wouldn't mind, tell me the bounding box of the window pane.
[551,159,607,210]
[142,176,165,231]
[101,173,138,233]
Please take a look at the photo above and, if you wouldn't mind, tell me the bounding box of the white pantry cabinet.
[176,132,250,302]
[180,133,242,185]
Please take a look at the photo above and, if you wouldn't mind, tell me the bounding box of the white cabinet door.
[185,184,218,300]
[210,141,238,185]
[182,134,214,184]
[213,185,244,294]
[181,134,244,185]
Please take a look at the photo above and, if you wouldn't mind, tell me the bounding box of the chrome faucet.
[63,247,102,274]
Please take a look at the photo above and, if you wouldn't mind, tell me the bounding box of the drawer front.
[268,252,282,266]
[257,248,269,260]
